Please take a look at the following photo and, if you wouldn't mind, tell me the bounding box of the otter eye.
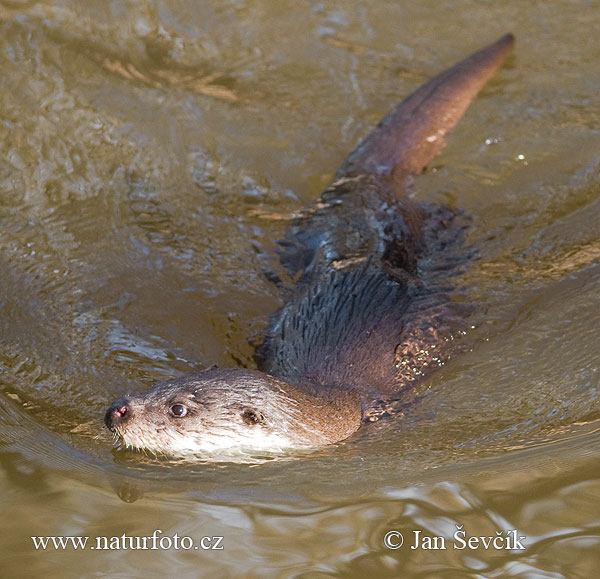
[241,408,265,425]
[170,403,187,417]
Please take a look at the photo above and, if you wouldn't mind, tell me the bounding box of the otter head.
[104,367,362,458]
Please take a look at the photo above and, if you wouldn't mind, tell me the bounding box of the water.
[1,1,599,577]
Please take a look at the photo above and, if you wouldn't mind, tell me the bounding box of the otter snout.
[105,397,132,429]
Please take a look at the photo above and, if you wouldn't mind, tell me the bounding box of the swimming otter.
[105,35,515,457]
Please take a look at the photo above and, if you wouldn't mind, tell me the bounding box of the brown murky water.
[1,1,599,577]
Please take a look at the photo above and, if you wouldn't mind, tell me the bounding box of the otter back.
[256,35,515,401]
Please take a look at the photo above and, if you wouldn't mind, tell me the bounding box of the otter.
[105,35,515,458]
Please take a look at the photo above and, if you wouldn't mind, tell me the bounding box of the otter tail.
[335,34,514,189]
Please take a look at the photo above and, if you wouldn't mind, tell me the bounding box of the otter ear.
[241,408,265,425]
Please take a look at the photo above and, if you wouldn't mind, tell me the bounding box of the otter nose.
[104,398,131,429]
